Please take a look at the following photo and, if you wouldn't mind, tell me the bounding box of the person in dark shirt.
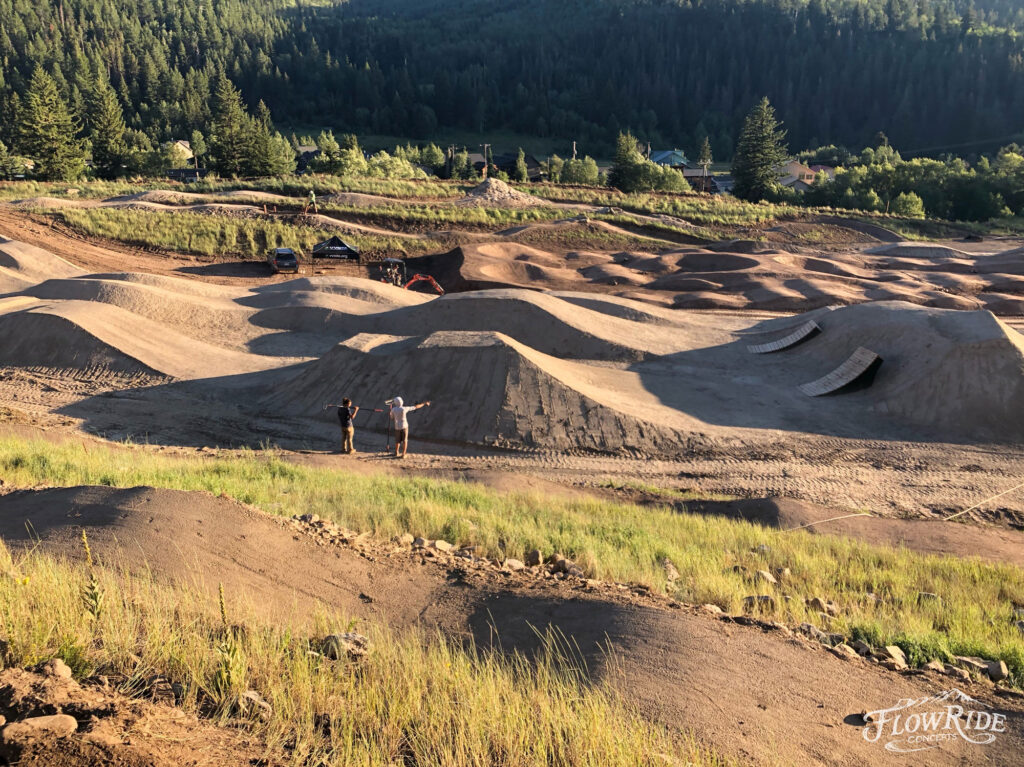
[338,398,359,454]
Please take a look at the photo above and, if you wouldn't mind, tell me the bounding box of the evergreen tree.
[267,133,297,175]
[208,75,251,176]
[17,68,86,181]
[87,75,129,179]
[731,98,789,202]
[246,101,276,175]
[608,132,646,191]
[0,139,20,179]
[512,147,528,182]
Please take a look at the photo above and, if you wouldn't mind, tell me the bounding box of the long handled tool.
[322,403,385,412]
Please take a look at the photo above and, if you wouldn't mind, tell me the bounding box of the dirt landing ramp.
[264,330,687,454]
[1,486,1022,766]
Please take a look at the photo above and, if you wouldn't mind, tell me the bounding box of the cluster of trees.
[545,156,602,186]
[0,67,440,182]
[800,143,1024,221]
[0,67,298,181]
[608,133,689,193]
[2,0,1024,164]
[731,97,1024,221]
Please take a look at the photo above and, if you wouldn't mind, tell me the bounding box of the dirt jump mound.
[769,301,1024,441]
[264,330,684,453]
[0,237,83,293]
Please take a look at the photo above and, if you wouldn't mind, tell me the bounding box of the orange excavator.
[374,258,445,295]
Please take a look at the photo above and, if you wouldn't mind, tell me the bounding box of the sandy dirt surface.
[1,228,1023,525]
[411,236,1024,315]
[1,484,1022,767]
[2,215,1024,765]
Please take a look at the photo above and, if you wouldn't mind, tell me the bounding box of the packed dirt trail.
[0,485,1020,767]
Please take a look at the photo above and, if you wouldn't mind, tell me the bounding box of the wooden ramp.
[799,347,882,396]
[747,320,820,354]
[737,305,837,337]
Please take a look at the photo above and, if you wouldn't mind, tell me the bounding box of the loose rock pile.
[454,178,549,208]
[0,658,148,763]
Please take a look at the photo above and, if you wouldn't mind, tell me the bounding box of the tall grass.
[0,543,719,766]
[0,179,144,201]
[43,208,435,259]
[189,175,467,201]
[317,202,565,231]
[520,184,802,226]
[0,435,1021,685]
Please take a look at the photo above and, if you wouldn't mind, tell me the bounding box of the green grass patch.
[189,175,467,201]
[0,435,1021,686]
[40,207,435,260]
[520,184,801,226]
[0,542,720,766]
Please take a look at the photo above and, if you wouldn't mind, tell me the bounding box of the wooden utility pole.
[479,143,491,178]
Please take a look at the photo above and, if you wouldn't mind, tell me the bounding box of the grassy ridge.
[0,543,718,766]
[41,207,435,260]
[519,184,798,226]
[0,435,1021,686]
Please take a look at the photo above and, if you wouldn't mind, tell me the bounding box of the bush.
[891,191,926,219]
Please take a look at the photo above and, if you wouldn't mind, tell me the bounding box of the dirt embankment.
[1,485,1022,767]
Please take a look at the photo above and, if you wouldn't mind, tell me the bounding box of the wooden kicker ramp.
[747,320,821,354]
[798,346,882,396]
[742,316,883,395]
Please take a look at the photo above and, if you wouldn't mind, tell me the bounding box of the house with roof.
[809,164,836,180]
[650,149,690,169]
[172,140,194,162]
[493,152,545,181]
[777,159,817,191]
[470,152,546,181]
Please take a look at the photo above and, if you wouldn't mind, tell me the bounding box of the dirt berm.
[2,485,1023,766]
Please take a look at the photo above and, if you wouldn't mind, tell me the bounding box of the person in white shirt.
[389,396,430,458]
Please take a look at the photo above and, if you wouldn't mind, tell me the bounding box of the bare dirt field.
[2,196,1024,765]
[1,222,1023,526]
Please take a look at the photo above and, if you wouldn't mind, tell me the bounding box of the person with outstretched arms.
[389,396,430,458]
